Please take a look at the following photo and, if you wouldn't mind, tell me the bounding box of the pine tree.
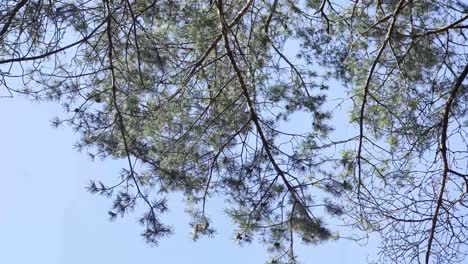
[1,1,467,263]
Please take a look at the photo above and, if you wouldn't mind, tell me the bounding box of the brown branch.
[104,0,159,233]
[416,14,468,38]
[425,64,468,264]
[357,0,408,196]
[0,20,107,65]
[0,0,28,39]
[216,0,313,222]
[316,0,331,33]
[164,0,255,104]
[182,0,254,85]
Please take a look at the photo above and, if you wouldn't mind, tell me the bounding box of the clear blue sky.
[0,97,376,263]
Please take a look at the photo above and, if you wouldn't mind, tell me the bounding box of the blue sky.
[0,96,376,263]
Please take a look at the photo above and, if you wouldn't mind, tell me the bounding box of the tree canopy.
[1,0,467,263]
